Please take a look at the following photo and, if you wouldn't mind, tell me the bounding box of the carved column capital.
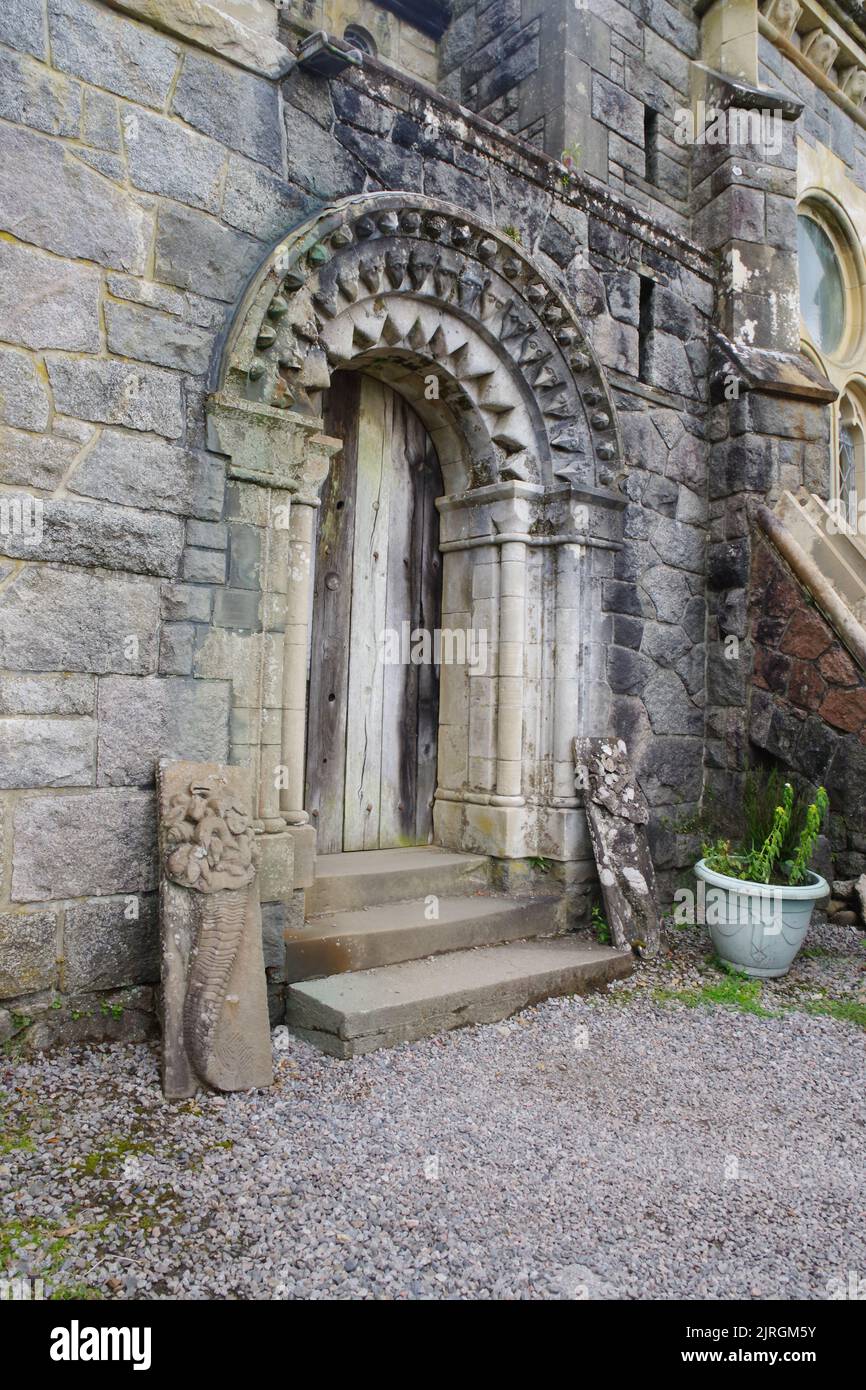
[206,393,340,496]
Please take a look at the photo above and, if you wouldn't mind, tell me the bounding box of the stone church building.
[1,0,865,1053]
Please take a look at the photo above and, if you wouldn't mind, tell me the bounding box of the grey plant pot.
[694,859,830,978]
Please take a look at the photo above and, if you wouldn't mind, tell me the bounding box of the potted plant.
[694,772,830,978]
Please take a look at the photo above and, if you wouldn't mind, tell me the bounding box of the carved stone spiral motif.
[219,192,624,491]
[163,781,258,893]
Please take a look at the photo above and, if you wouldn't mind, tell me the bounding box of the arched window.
[797,200,863,364]
[838,390,866,532]
[344,24,377,57]
[797,198,866,538]
[798,211,845,354]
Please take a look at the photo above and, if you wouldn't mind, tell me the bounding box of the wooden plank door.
[305,372,442,853]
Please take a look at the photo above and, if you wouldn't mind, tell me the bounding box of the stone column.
[205,394,340,901]
[280,496,317,825]
[468,542,499,795]
[553,541,583,799]
[494,538,526,804]
[258,485,288,832]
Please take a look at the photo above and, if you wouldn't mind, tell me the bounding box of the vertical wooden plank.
[414,424,443,843]
[344,376,392,850]
[379,392,417,848]
[379,396,443,848]
[305,373,360,855]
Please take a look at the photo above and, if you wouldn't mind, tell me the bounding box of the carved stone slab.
[158,760,273,1099]
[574,738,660,956]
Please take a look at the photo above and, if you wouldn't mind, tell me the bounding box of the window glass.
[839,395,864,530]
[344,25,376,56]
[798,213,845,355]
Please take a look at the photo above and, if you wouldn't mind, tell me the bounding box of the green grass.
[78,1135,154,1178]
[0,1123,35,1155]
[0,1216,104,1301]
[799,997,866,1030]
[591,904,611,946]
[651,971,777,1019]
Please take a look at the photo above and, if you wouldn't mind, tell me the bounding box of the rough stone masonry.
[0,0,863,1050]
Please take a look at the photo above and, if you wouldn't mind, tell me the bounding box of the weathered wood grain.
[344,377,392,850]
[307,372,443,852]
[306,372,360,854]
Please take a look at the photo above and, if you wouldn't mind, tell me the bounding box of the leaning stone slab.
[574,737,661,956]
[158,760,273,1099]
[856,875,866,928]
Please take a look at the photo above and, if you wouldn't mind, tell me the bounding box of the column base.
[284,823,317,888]
[257,829,295,902]
[433,797,592,860]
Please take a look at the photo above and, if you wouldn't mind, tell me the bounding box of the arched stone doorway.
[206,192,627,891]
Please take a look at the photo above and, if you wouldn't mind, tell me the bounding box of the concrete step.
[304,847,490,916]
[286,894,560,982]
[286,937,633,1057]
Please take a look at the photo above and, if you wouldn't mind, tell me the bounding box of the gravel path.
[2,920,864,1301]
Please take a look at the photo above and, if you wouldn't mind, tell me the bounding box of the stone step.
[287,894,560,982]
[304,846,490,916]
[286,937,633,1057]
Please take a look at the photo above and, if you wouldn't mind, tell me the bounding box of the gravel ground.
[1,919,864,1301]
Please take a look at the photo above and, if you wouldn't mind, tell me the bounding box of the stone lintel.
[105,0,294,79]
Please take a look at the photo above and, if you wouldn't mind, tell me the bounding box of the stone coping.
[711,330,839,402]
[105,0,293,79]
[348,58,716,279]
[102,0,714,274]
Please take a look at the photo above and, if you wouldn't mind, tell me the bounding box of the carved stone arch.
[213,192,625,495]
[205,193,627,880]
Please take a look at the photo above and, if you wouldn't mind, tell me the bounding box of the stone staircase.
[777,490,866,626]
[285,847,632,1057]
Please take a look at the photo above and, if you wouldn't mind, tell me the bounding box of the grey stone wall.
[759,29,866,177]
[0,0,718,1048]
[439,0,696,235]
[0,0,286,1049]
